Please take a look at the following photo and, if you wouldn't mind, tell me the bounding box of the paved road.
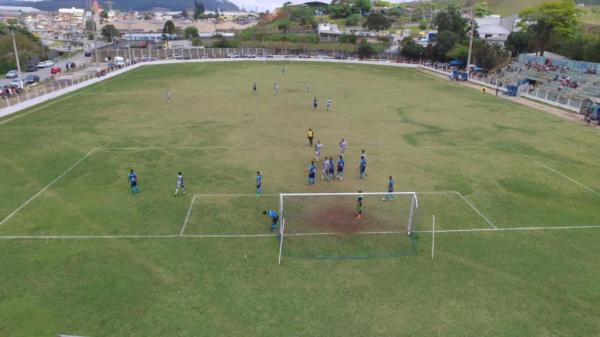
[1,52,92,86]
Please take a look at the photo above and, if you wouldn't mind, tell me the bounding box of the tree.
[184,26,199,39]
[345,13,361,26]
[474,1,491,17]
[327,3,357,18]
[583,37,600,62]
[162,20,175,40]
[432,5,468,39]
[355,0,372,13]
[418,20,427,30]
[277,19,292,37]
[194,0,205,19]
[471,40,510,70]
[519,0,580,56]
[364,13,391,31]
[357,40,377,58]
[505,31,531,57]
[399,37,424,59]
[432,30,460,61]
[446,44,468,63]
[101,24,119,42]
[289,6,316,27]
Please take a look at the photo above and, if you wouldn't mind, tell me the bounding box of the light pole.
[10,28,23,89]
[466,5,475,73]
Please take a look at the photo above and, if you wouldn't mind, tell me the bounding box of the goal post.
[277,192,419,264]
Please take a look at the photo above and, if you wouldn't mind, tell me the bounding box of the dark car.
[26,64,37,72]
[84,51,92,57]
[24,74,40,85]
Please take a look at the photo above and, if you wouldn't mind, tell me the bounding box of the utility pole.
[10,28,23,88]
[93,13,101,72]
[466,5,475,73]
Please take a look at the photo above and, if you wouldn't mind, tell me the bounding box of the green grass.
[1,61,600,336]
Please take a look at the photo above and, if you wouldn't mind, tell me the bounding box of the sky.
[232,0,410,12]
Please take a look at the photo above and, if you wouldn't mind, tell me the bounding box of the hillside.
[0,0,240,12]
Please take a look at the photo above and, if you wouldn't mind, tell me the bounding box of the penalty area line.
[180,194,197,235]
[0,148,98,227]
[455,192,497,230]
[512,149,600,197]
[416,224,600,234]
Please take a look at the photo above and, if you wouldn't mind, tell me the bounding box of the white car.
[36,60,54,69]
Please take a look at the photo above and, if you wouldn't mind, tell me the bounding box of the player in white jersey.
[165,89,172,103]
[315,140,323,162]
[273,82,279,96]
[174,172,186,196]
[339,138,348,155]
[326,98,332,111]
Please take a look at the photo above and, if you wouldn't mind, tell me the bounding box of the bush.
[357,40,377,58]
[345,14,362,26]
[339,34,357,44]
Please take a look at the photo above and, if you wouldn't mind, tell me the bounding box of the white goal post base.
[277,192,419,264]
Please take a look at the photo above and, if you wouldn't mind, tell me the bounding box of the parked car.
[10,78,23,87]
[84,51,92,57]
[24,74,40,85]
[114,56,126,67]
[37,60,54,69]
[5,70,18,79]
[26,64,37,72]
[50,66,61,74]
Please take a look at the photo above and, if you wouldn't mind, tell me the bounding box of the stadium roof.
[0,5,41,13]
[288,0,331,5]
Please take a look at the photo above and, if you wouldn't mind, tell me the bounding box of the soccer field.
[1,61,599,336]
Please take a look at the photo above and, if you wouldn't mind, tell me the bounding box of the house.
[318,23,341,42]
[474,15,520,45]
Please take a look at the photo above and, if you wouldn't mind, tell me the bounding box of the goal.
[277,192,419,263]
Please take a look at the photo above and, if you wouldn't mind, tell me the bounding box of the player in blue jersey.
[263,209,279,232]
[308,161,317,185]
[256,171,262,196]
[174,172,186,196]
[336,155,345,180]
[128,169,139,194]
[328,156,335,181]
[359,156,367,179]
[383,176,395,201]
[253,81,257,95]
[313,97,318,111]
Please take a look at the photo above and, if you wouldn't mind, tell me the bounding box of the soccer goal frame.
[277,192,419,264]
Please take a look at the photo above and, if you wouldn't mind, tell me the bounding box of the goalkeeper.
[263,210,279,233]
[354,191,364,219]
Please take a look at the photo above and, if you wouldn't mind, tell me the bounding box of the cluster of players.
[130,66,395,233]
[306,133,366,184]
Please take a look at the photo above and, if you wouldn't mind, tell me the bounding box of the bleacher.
[497,55,600,103]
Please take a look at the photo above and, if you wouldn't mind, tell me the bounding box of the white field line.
[455,192,498,230]
[1,225,600,240]
[0,148,98,227]
[101,145,490,151]
[180,194,198,235]
[415,224,600,234]
[191,192,456,198]
[0,94,73,125]
[0,234,276,240]
[512,149,600,197]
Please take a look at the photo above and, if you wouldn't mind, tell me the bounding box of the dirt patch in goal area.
[300,204,387,234]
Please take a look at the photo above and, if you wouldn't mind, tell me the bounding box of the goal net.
[277,192,419,263]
